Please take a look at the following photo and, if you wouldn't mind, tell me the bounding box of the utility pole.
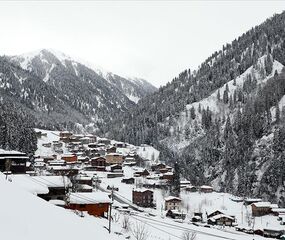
[109,187,114,234]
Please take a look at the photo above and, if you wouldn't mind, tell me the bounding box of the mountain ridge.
[103,11,285,206]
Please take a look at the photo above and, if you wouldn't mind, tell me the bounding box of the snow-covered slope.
[166,56,284,151]
[12,49,157,104]
[0,172,123,240]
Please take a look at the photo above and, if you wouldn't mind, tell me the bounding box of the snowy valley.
[1,129,285,240]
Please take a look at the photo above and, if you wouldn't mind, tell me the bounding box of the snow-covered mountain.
[11,49,156,104]
[105,11,285,206]
[0,49,156,131]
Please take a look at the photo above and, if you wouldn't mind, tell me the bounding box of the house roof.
[165,196,182,202]
[10,174,49,195]
[75,175,93,181]
[209,214,234,221]
[133,188,153,193]
[69,192,111,204]
[252,202,272,208]
[200,185,213,189]
[0,149,26,155]
[77,184,93,190]
[49,199,66,206]
[272,208,285,213]
[32,176,71,188]
[168,209,186,215]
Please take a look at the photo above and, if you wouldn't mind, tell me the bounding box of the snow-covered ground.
[0,172,124,240]
[93,166,284,237]
[23,129,283,240]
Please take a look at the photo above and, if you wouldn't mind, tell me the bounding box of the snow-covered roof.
[78,184,93,190]
[209,214,234,221]
[0,149,26,155]
[106,153,122,156]
[62,154,76,157]
[272,208,285,213]
[10,174,49,195]
[252,202,272,208]
[32,176,71,188]
[49,199,66,206]
[75,175,92,181]
[180,180,191,184]
[69,192,111,204]
[245,198,262,202]
[165,196,181,202]
[133,188,153,193]
[200,185,213,189]
[163,172,173,176]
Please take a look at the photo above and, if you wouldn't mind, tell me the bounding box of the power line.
[129,214,183,239]
[132,214,237,240]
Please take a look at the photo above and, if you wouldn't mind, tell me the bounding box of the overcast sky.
[0,1,284,87]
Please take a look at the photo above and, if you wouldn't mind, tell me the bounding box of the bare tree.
[182,231,197,240]
[113,212,120,223]
[130,222,149,240]
[122,215,130,231]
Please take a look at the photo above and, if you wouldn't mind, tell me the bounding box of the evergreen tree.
[276,104,280,123]
[171,162,181,197]
[217,90,221,101]
[223,89,229,104]
[190,106,196,120]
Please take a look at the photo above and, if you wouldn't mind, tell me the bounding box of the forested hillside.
[0,101,37,155]
[105,11,285,206]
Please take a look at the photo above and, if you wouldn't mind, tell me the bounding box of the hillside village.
[0,129,285,240]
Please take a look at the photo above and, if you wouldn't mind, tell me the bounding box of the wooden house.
[114,142,126,148]
[77,156,90,163]
[263,228,285,238]
[192,212,203,222]
[42,143,52,148]
[85,134,97,143]
[134,169,150,177]
[0,149,29,174]
[166,209,186,220]
[121,177,135,184]
[76,184,93,193]
[74,175,93,186]
[272,208,285,216]
[91,157,106,171]
[79,137,92,145]
[132,189,154,207]
[208,214,235,226]
[105,153,123,165]
[164,196,182,211]
[61,154,77,163]
[124,156,136,164]
[98,138,111,145]
[110,164,123,172]
[34,176,71,201]
[59,131,73,139]
[161,172,174,181]
[207,210,224,219]
[251,202,274,217]
[200,185,213,193]
[151,163,166,172]
[106,146,117,154]
[67,192,111,217]
[107,172,124,178]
